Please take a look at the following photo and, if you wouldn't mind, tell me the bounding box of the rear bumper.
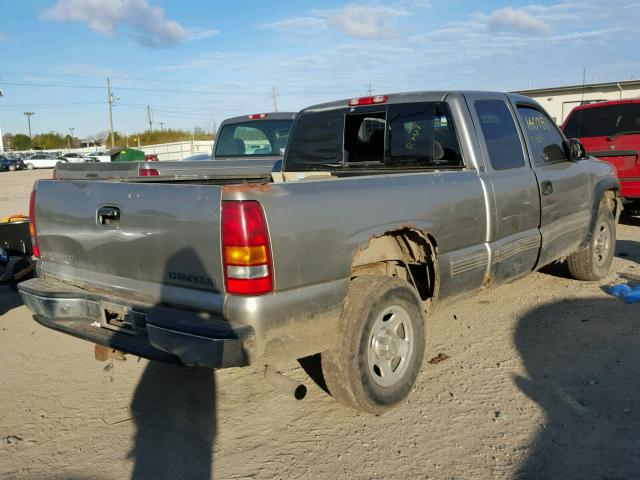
[18,277,253,368]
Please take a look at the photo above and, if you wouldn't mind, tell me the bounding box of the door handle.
[98,206,120,226]
[541,181,553,196]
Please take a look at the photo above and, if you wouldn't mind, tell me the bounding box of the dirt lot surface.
[1,169,640,479]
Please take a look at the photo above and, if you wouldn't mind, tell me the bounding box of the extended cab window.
[474,100,525,170]
[517,106,568,165]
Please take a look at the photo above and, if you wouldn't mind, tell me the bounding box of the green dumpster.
[106,147,145,162]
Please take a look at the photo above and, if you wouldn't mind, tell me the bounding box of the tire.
[321,276,426,414]
[8,165,16,171]
[568,198,616,281]
[25,163,34,170]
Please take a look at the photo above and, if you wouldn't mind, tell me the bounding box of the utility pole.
[107,78,116,149]
[270,85,279,112]
[23,112,34,150]
[159,122,165,131]
[367,83,373,96]
[67,127,75,150]
[146,105,153,131]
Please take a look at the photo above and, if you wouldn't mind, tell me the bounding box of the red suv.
[563,99,640,209]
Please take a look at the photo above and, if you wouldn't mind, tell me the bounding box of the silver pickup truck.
[54,112,296,181]
[19,91,620,413]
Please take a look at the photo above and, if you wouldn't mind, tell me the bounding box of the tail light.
[221,201,273,295]
[348,95,388,106]
[139,167,159,177]
[248,113,268,119]
[29,188,40,258]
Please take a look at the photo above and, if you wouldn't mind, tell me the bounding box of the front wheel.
[568,199,616,281]
[8,164,16,171]
[25,163,34,170]
[321,276,425,414]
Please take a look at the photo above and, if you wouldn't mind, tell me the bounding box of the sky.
[0,0,638,139]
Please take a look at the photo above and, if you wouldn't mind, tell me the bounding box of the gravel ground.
[1,169,639,479]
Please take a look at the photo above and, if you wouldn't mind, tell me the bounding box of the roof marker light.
[348,95,388,106]
[248,113,268,119]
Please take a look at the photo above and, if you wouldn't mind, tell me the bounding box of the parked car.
[0,155,25,171]
[19,91,620,414]
[180,153,211,161]
[562,99,640,211]
[58,152,88,163]
[23,152,67,169]
[83,151,110,163]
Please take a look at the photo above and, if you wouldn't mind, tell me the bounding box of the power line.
[0,102,106,109]
[0,81,265,96]
[116,102,212,118]
[0,71,249,88]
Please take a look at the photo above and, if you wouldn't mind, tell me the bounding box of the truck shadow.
[129,247,221,479]
[0,283,24,316]
[620,212,640,227]
[615,239,640,267]
[129,362,216,480]
[538,238,640,280]
[513,298,640,479]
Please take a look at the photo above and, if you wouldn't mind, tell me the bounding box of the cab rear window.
[563,103,640,138]
[285,101,464,171]
[214,120,293,157]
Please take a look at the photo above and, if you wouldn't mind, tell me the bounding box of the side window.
[517,106,568,165]
[387,102,463,168]
[474,100,526,170]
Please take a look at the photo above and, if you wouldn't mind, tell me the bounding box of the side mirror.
[568,138,586,161]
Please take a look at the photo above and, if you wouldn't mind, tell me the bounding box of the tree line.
[2,129,214,151]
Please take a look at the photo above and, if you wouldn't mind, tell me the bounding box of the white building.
[513,80,640,126]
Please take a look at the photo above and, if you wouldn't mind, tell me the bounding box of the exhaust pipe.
[264,366,307,400]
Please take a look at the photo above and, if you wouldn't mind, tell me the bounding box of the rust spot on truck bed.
[221,182,272,193]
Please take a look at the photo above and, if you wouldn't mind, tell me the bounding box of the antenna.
[576,67,586,138]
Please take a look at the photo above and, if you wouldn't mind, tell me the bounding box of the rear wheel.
[321,276,425,414]
[8,164,16,171]
[568,198,616,281]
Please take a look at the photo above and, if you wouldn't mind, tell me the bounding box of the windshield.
[214,120,293,158]
[563,103,640,138]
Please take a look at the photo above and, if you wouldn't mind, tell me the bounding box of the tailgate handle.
[98,206,120,226]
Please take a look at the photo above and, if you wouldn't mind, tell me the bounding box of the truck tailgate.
[34,179,225,312]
